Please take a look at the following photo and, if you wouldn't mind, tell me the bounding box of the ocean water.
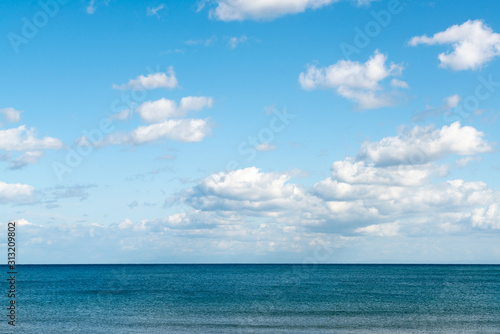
[2,264,499,333]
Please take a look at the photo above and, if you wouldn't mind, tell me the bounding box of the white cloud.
[208,0,338,21]
[147,4,165,17]
[92,94,213,147]
[355,222,400,237]
[86,0,96,14]
[113,67,178,91]
[184,167,325,223]
[390,78,408,89]
[255,143,276,151]
[0,125,63,151]
[299,51,405,109]
[228,35,247,49]
[185,36,217,46]
[9,151,44,170]
[446,94,460,109]
[193,167,296,202]
[110,109,132,121]
[0,181,34,203]
[0,107,22,123]
[409,20,500,70]
[359,122,492,166]
[98,118,212,146]
[136,96,213,123]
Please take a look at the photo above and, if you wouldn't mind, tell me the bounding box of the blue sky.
[1,0,500,263]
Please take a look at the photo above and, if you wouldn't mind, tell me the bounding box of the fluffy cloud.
[113,67,178,90]
[0,107,22,123]
[0,125,63,151]
[299,51,406,109]
[208,0,338,21]
[358,121,492,166]
[0,181,34,204]
[98,118,212,146]
[472,203,500,229]
[171,120,498,239]
[409,20,500,70]
[96,72,214,146]
[136,97,213,123]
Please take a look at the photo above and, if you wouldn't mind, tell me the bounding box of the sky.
[1,0,500,264]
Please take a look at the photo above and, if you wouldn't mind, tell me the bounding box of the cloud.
[185,36,217,46]
[98,118,212,146]
[446,94,460,108]
[0,181,34,204]
[390,79,409,89]
[0,107,22,123]
[94,96,213,146]
[183,167,322,220]
[113,67,178,90]
[299,51,405,109]
[9,151,44,170]
[472,203,500,229]
[228,35,247,49]
[412,94,462,122]
[0,125,63,151]
[50,185,95,202]
[208,0,338,21]
[355,222,400,237]
[128,201,139,209]
[409,20,500,70]
[255,143,276,151]
[358,121,492,166]
[86,0,96,14]
[147,4,165,17]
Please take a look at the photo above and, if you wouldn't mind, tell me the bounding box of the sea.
[2,264,499,333]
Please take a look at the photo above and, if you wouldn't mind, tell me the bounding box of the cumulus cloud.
[136,97,213,123]
[0,181,35,204]
[299,51,406,109]
[208,0,338,21]
[358,122,492,166]
[98,118,212,146]
[409,20,500,70]
[472,203,500,229]
[0,125,63,151]
[0,107,22,123]
[113,67,178,90]
[207,0,378,21]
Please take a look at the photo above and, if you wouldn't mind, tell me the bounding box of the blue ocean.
[2,264,500,333]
